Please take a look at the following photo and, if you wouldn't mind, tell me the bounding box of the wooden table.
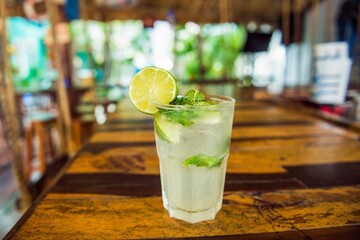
[6,85,360,239]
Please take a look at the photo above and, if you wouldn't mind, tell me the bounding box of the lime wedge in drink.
[154,114,181,144]
[129,67,178,115]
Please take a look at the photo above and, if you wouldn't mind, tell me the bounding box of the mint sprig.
[170,89,206,105]
[161,89,218,126]
[184,89,206,103]
[183,154,222,167]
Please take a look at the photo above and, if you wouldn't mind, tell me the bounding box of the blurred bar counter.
[4,83,360,240]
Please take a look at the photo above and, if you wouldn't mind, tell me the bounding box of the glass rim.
[153,95,236,111]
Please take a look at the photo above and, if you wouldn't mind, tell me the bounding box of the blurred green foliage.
[201,23,246,79]
[174,23,246,81]
[8,18,247,96]
[174,24,201,81]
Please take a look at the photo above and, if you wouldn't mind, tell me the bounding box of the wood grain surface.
[10,187,360,239]
[6,85,360,239]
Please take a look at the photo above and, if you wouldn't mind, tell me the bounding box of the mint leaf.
[170,89,206,105]
[159,109,194,126]
[170,96,187,105]
[166,89,218,126]
[184,89,205,103]
[183,154,222,167]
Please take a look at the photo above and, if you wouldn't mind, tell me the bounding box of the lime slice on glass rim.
[129,66,178,115]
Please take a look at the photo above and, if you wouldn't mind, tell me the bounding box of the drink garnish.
[159,89,218,126]
[154,114,181,143]
[171,89,205,105]
[183,154,222,167]
[129,67,178,114]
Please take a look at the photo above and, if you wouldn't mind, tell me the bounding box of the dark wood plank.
[51,173,162,196]
[51,172,305,196]
[74,138,360,177]
[304,226,360,240]
[285,162,360,188]
[80,134,353,155]
[174,232,283,240]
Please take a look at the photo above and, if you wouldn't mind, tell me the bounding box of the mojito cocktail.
[128,67,235,224]
[154,92,235,223]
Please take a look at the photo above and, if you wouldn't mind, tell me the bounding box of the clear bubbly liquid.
[154,99,234,223]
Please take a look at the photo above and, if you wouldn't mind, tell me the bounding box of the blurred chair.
[73,103,96,148]
[21,94,60,183]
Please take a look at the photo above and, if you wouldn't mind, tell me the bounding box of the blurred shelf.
[15,87,56,96]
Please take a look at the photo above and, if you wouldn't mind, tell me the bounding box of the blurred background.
[0,0,359,238]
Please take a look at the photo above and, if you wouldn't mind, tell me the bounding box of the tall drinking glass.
[154,95,235,223]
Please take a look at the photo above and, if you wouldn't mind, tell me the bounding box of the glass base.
[168,206,218,224]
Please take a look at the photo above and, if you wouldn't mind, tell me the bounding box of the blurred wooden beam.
[79,0,89,20]
[79,0,102,21]
[324,0,333,42]
[80,0,311,27]
[311,0,320,43]
[294,0,302,42]
[282,0,291,45]
[219,0,233,23]
[5,1,24,17]
[98,6,278,25]
[0,0,32,210]
[45,0,75,155]
[191,0,206,23]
